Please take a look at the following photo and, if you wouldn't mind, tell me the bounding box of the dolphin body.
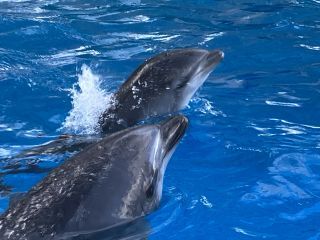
[0,116,188,240]
[10,48,222,158]
[100,48,224,133]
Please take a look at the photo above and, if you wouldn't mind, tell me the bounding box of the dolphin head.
[162,48,224,86]
[130,48,224,108]
[99,48,222,133]
[102,115,188,222]
[139,115,188,213]
[164,49,224,107]
[66,115,189,233]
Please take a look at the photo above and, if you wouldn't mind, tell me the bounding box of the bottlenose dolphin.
[0,115,188,240]
[11,48,222,159]
[100,48,224,133]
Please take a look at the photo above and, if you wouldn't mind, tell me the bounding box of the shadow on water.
[13,135,102,158]
[0,157,55,198]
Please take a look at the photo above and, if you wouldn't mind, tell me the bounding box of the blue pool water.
[1,0,320,239]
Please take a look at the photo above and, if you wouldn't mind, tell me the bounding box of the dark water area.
[0,0,320,239]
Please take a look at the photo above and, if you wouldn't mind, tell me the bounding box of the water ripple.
[242,153,320,205]
[42,46,100,66]
[300,44,320,51]
[265,100,301,108]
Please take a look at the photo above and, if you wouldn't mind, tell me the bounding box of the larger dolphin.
[100,48,224,133]
[0,115,188,240]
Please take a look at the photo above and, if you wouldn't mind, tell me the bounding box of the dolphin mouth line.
[168,122,187,152]
[190,50,224,80]
[201,50,224,72]
[161,116,188,154]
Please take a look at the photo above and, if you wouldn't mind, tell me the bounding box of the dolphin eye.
[176,82,185,90]
[146,170,158,198]
[146,184,154,198]
[175,79,190,90]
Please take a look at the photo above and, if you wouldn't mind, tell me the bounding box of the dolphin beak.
[160,115,188,153]
[204,50,224,70]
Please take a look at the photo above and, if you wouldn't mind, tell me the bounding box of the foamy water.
[61,65,112,135]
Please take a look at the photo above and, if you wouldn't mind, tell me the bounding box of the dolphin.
[100,48,224,133]
[0,115,188,240]
[10,48,222,159]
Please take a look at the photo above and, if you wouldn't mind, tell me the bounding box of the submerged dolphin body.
[0,116,188,240]
[100,48,224,133]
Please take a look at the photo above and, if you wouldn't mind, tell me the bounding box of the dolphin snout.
[160,115,188,152]
[205,50,224,68]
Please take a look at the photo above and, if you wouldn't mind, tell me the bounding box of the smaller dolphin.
[0,115,188,240]
[11,48,222,159]
[100,48,224,133]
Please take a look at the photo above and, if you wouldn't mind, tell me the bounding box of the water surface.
[0,0,320,239]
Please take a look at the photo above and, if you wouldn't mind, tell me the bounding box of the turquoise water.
[0,0,320,239]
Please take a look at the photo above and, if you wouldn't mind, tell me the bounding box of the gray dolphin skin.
[100,48,224,133]
[0,115,188,240]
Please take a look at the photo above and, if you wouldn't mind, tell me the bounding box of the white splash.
[200,195,213,208]
[190,97,226,117]
[61,65,112,135]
